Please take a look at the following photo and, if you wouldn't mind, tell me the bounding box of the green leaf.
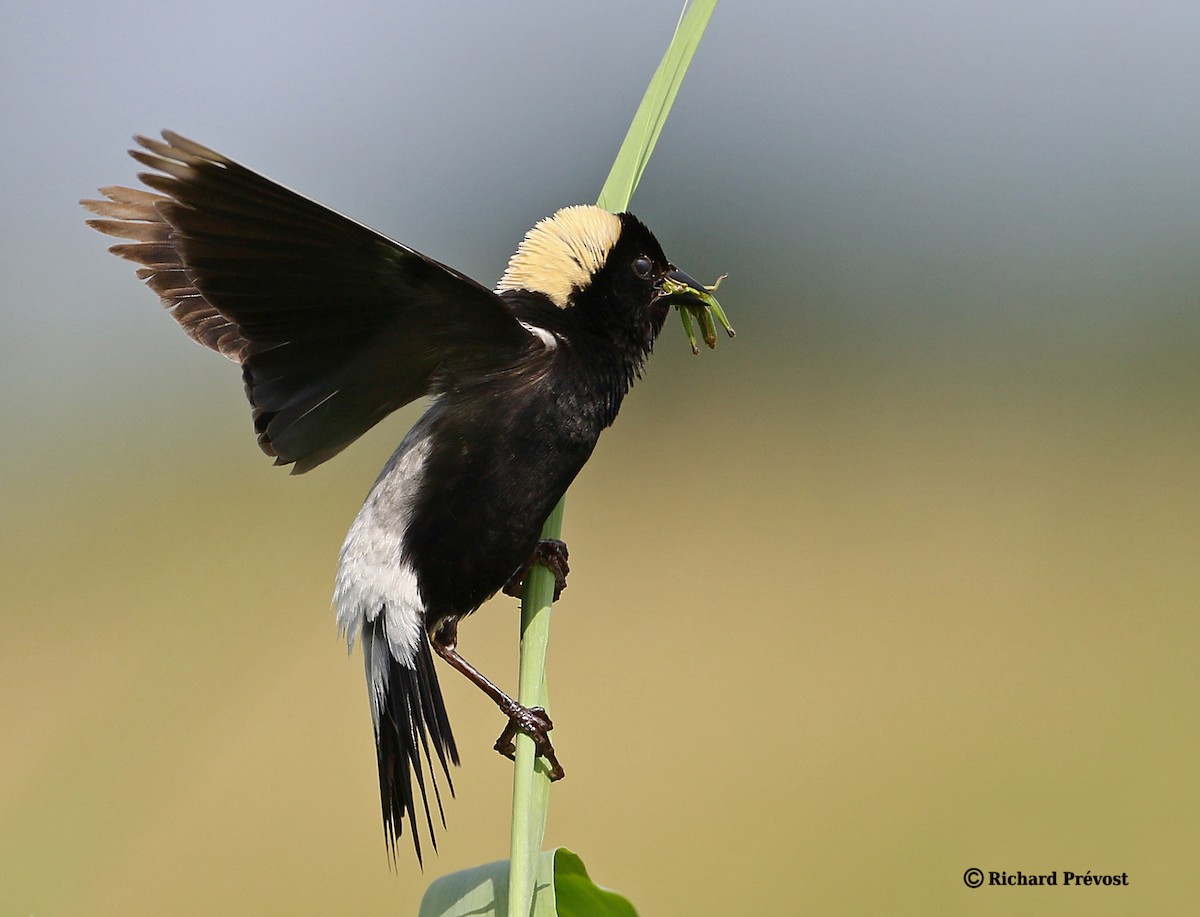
[552,850,639,917]
[418,854,547,917]
[419,849,637,917]
[597,0,720,213]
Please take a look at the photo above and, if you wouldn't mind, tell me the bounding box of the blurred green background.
[3,1,1197,914]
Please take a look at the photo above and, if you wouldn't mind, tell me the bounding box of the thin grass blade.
[507,4,718,916]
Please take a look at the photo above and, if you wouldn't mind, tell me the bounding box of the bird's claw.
[503,539,570,602]
[494,704,565,781]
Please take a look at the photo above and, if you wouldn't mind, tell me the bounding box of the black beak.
[656,267,734,353]
[661,267,708,298]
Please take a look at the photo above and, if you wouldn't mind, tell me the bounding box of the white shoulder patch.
[496,205,622,307]
[519,320,558,350]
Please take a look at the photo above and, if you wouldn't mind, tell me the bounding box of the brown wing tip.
[83,218,141,239]
[99,185,165,206]
[131,131,229,169]
[159,130,227,162]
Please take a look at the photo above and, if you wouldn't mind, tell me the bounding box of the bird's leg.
[429,620,565,781]
[502,538,570,601]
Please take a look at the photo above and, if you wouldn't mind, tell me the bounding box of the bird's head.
[496,205,732,360]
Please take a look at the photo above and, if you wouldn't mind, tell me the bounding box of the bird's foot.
[502,539,570,601]
[494,703,565,781]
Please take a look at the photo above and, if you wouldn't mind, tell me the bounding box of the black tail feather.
[370,625,460,865]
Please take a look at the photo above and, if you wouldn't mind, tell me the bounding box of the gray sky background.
[3,6,1197,912]
[3,0,1198,437]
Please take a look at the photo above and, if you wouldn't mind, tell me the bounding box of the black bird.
[82,131,731,862]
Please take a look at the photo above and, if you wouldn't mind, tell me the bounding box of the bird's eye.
[632,256,653,279]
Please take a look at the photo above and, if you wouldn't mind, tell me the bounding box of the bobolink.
[83,132,731,861]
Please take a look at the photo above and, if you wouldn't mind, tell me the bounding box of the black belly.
[404,387,600,625]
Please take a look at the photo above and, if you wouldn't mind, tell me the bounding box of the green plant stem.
[506,3,717,914]
[507,498,563,914]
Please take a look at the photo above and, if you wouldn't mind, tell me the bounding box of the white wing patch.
[496,205,622,307]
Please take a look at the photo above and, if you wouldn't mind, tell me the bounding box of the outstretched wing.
[83,131,536,473]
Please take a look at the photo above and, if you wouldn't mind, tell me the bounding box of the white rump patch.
[333,433,433,666]
[496,205,622,307]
